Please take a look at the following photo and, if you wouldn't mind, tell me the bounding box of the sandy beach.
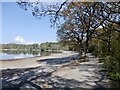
[0,52,77,70]
[1,53,110,89]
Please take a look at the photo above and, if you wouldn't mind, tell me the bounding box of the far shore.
[0,51,78,70]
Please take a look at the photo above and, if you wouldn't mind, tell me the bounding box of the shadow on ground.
[1,73,107,90]
[37,54,80,65]
[1,53,111,89]
[1,67,108,89]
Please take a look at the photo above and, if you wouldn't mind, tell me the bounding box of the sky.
[1,2,57,44]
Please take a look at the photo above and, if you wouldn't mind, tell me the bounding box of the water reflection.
[0,49,61,60]
[2,49,41,55]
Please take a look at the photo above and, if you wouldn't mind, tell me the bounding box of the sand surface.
[1,53,110,88]
[0,52,77,70]
[52,54,109,88]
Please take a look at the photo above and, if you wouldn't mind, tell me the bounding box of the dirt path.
[52,53,109,88]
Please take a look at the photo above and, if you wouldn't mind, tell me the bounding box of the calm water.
[0,53,39,60]
[0,50,58,60]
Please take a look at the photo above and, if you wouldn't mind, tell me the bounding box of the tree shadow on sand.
[1,67,107,90]
[37,54,80,65]
[1,70,43,90]
[1,54,109,89]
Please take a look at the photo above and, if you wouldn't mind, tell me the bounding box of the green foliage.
[0,42,69,53]
[1,44,41,50]
[40,42,69,51]
[110,73,120,81]
[1,42,66,56]
[88,45,99,56]
[88,25,120,81]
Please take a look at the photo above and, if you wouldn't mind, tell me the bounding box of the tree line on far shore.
[0,42,69,52]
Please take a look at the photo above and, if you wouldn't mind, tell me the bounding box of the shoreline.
[1,53,111,88]
[0,52,78,70]
[0,56,41,61]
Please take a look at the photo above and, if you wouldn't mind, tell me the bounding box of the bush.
[110,73,120,81]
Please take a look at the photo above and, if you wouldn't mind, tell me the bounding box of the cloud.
[26,41,34,45]
[26,41,41,45]
[14,36,25,43]
[14,36,41,45]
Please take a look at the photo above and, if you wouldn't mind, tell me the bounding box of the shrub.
[110,73,120,81]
